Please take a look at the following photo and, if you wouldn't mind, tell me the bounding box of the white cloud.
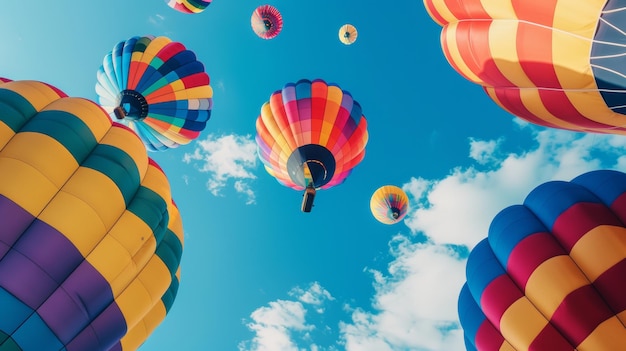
[240,127,626,351]
[183,133,258,204]
[240,283,331,351]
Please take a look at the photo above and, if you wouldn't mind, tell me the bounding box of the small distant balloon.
[166,0,211,13]
[251,5,283,39]
[370,185,409,224]
[339,24,358,45]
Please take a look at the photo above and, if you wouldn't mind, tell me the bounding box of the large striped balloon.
[96,35,213,151]
[459,169,626,350]
[255,79,368,192]
[0,79,183,351]
[423,0,626,135]
[166,0,211,14]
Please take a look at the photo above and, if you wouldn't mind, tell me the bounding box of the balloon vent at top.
[251,5,283,39]
[459,169,626,350]
[0,78,183,351]
[423,0,626,136]
[96,35,213,151]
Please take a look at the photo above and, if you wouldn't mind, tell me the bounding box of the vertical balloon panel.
[423,0,626,135]
[460,170,626,350]
[0,79,183,351]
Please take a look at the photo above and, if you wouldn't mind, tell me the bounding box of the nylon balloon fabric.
[459,169,626,350]
[370,185,409,224]
[0,79,184,351]
[251,5,283,39]
[423,0,626,135]
[339,24,358,45]
[166,0,211,14]
[255,78,368,191]
[95,35,213,151]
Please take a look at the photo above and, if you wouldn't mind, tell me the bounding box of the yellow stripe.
[0,122,16,150]
[120,303,167,350]
[516,89,594,130]
[425,0,459,24]
[442,23,483,84]
[318,86,342,146]
[553,0,606,33]
[42,98,111,142]
[0,156,59,216]
[576,316,626,350]
[499,297,550,350]
[1,80,63,112]
[570,225,626,281]
[39,168,125,256]
[525,255,589,318]
[98,125,148,174]
[488,20,534,88]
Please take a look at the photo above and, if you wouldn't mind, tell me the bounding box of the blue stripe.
[0,88,38,133]
[572,169,626,206]
[465,239,505,309]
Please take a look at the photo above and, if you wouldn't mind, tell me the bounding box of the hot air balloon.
[339,24,358,45]
[251,5,283,39]
[370,185,409,224]
[423,0,626,136]
[0,79,183,351]
[459,169,626,350]
[95,35,213,152]
[166,0,211,14]
[255,78,368,212]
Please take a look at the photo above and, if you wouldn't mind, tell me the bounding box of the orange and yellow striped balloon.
[423,0,626,135]
[0,79,183,350]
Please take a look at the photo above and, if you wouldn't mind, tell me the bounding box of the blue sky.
[3,1,626,350]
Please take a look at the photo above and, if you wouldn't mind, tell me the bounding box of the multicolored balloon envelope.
[423,0,626,136]
[251,5,283,39]
[255,78,368,212]
[339,24,358,45]
[166,0,211,14]
[370,185,409,224]
[95,35,213,152]
[0,79,183,351]
[459,169,626,350]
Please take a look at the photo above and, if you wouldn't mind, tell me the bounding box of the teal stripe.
[81,145,140,206]
[20,110,96,163]
[0,331,22,351]
[0,89,38,133]
[156,230,183,277]
[161,275,179,313]
[127,186,168,242]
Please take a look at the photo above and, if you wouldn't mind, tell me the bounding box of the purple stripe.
[65,302,126,351]
[0,195,36,259]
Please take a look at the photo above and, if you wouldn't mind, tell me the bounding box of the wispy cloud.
[239,283,332,351]
[240,126,626,350]
[183,133,258,204]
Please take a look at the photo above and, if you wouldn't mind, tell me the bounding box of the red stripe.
[490,87,563,128]
[475,320,507,350]
[550,285,615,346]
[444,0,490,20]
[480,275,524,325]
[610,193,626,223]
[552,203,622,252]
[539,90,617,130]
[593,259,626,315]
[516,22,559,89]
[506,232,567,289]
[423,0,448,25]
[512,0,557,26]
[528,323,574,351]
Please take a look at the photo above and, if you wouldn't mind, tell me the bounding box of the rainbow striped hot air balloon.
[0,78,183,351]
[423,0,626,135]
[255,78,368,212]
[96,35,213,151]
[251,5,283,39]
[166,0,211,14]
[370,185,409,224]
[459,169,626,350]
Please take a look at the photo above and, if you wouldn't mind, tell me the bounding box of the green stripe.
[127,186,168,241]
[81,145,140,206]
[0,89,38,133]
[156,229,183,277]
[21,110,96,163]
[161,274,180,313]
[0,331,21,351]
